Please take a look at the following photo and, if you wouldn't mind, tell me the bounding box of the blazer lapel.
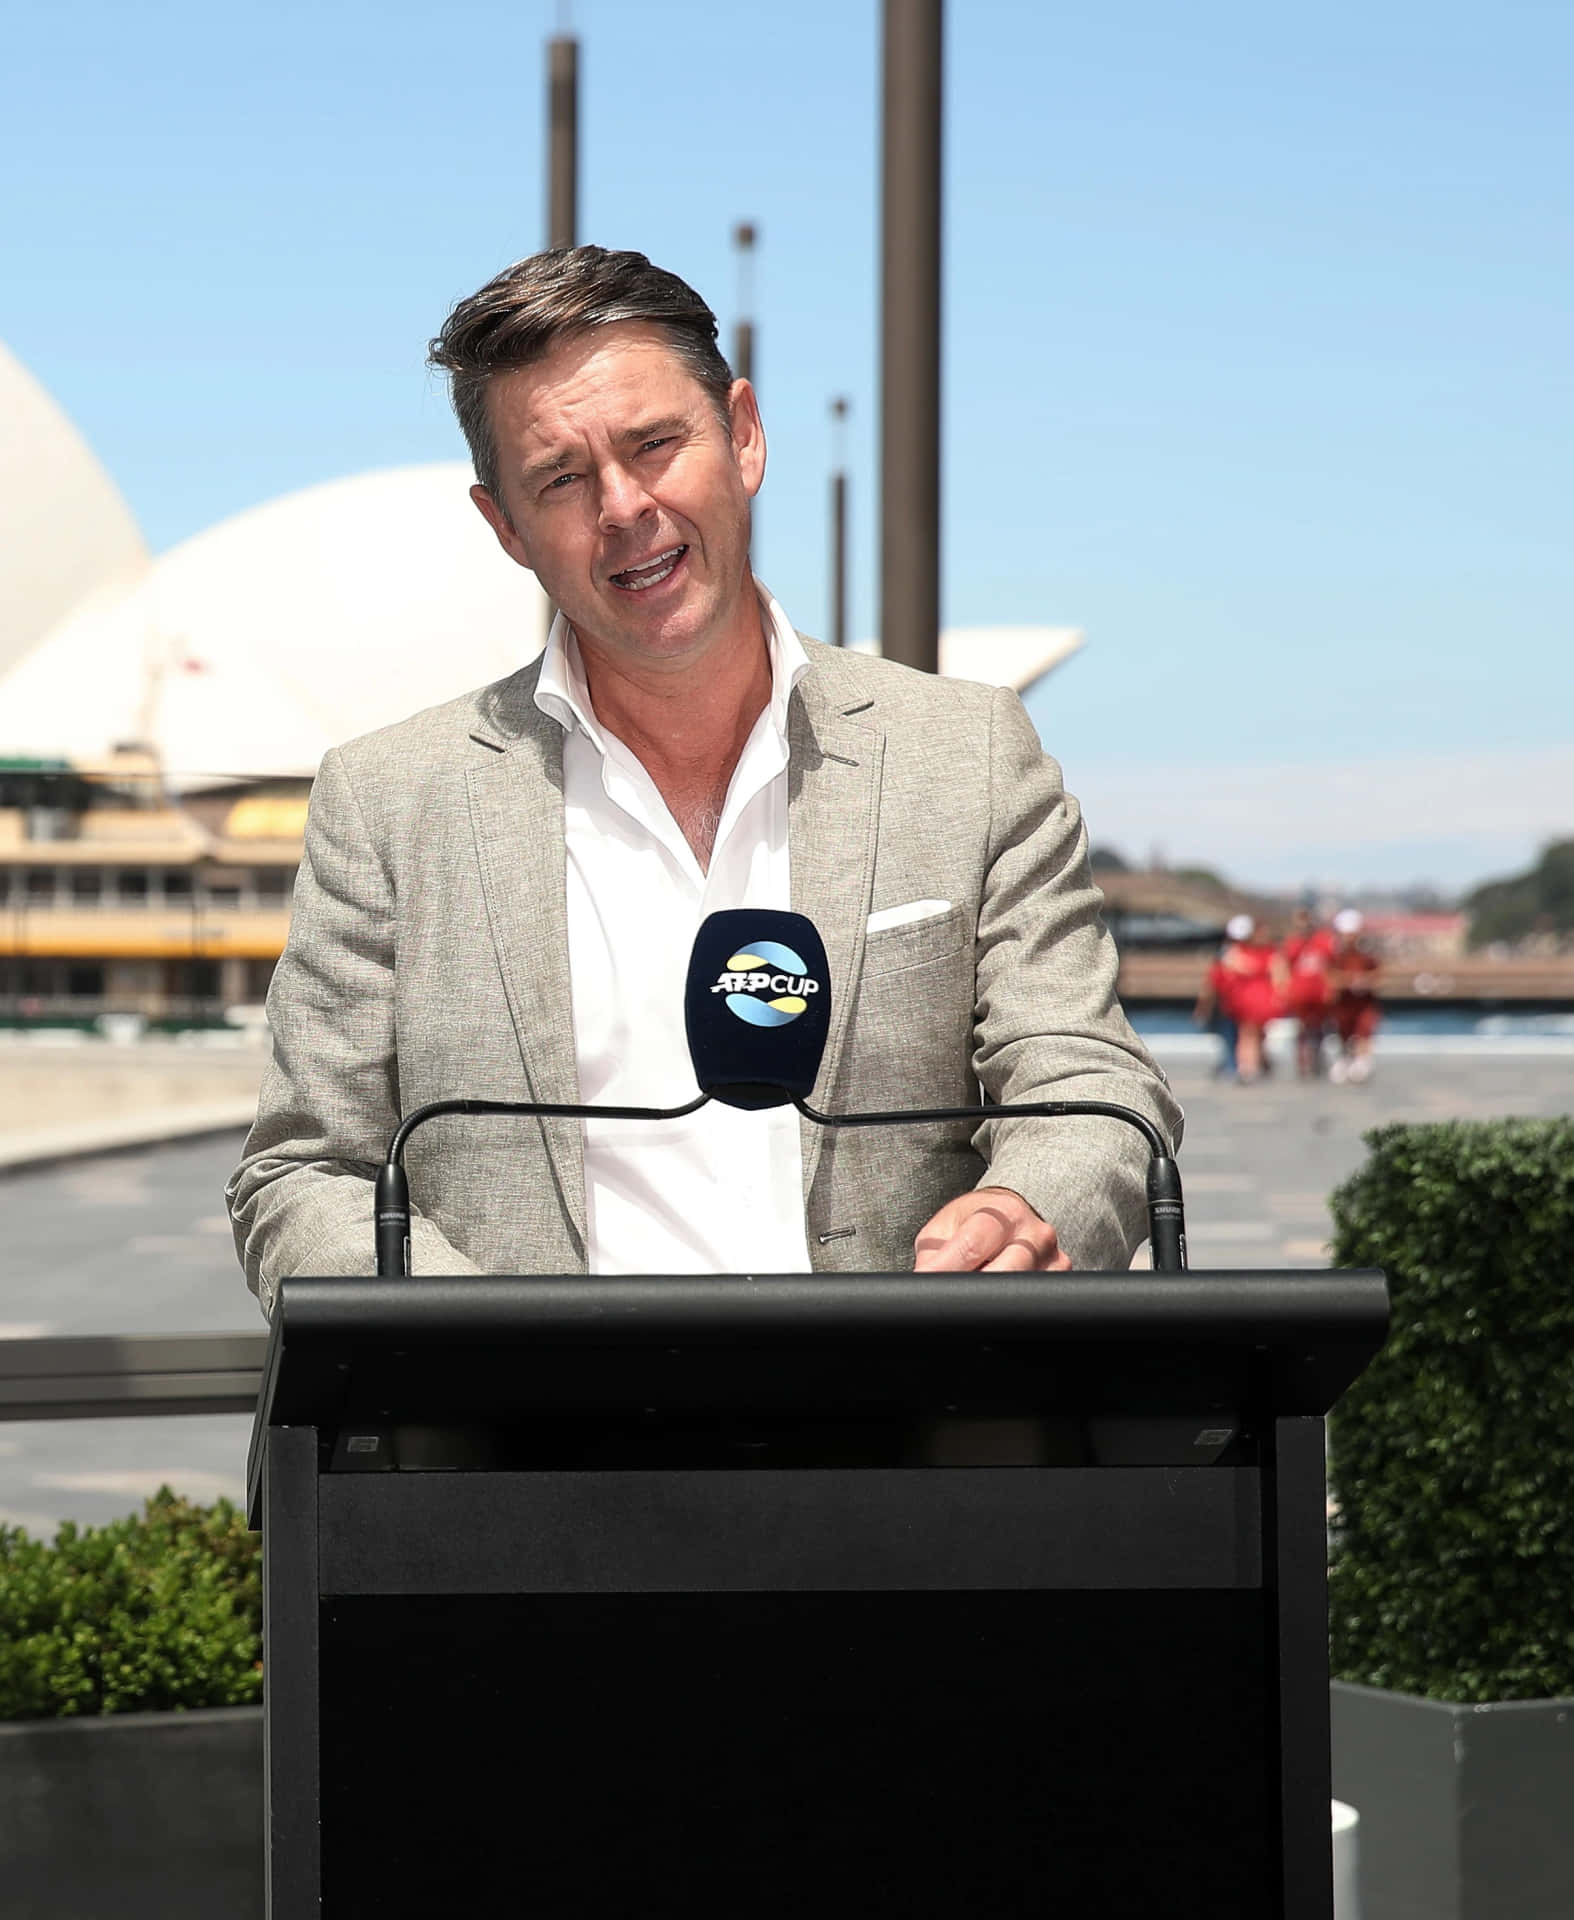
[465,676,587,1243]
[788,659,884,1195]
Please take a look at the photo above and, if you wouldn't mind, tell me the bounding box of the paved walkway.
[0,1045,1567,1537]
[1157,1046,1571,1269]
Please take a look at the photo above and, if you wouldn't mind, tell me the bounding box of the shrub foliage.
[0,1489,261,1721]
[1327,1118,1574,1703]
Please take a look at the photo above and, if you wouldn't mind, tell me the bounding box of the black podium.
[248,1270,1386,1919]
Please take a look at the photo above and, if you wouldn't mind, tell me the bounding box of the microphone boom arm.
[388,1093,711,1169]
[375,1095,1185,1277]
[376,1092,711,1277]
[794,1096,1187,1272]
[371,914,1186,1278]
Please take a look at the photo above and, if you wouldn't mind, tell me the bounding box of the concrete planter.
[0,1704,262,1920]
[1331,1679,1574,1920]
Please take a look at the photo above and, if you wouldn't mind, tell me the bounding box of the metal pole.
[732,222,757,386]
[830,397,850,648]
[830,473,849,649]
[541,24,579,648]
[879,0,942,673]
[733,222,759,563]
[547,35,578,249]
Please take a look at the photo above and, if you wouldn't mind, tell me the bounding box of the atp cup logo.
[710,938,823,1028]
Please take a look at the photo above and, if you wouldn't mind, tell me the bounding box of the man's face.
[472,321,764,675]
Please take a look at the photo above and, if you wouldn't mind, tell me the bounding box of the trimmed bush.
[0,1489,261,1721]
[1327,1118,1574,1703]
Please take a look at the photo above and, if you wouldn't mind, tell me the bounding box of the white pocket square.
[866,898,952,933]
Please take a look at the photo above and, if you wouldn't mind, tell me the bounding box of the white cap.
[1225,914,1255,941]
[1333,909,1364,935]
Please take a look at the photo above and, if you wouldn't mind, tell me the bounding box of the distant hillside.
[1465,841,1574,949]
[1089,847,1264,928]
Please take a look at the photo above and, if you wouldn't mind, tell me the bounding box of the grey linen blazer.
[228,637,1181,1314]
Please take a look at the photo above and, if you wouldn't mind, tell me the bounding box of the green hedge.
[0,1489,261,1721]
[1327,1118,1574,1703]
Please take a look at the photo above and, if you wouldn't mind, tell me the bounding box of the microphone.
[682,909,1189,1272]
[684,909,832,1109]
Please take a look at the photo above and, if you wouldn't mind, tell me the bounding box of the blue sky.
[3,0,1569,888]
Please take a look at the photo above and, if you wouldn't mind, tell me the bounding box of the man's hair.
[428,245,735,498]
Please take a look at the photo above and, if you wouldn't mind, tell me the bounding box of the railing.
[0,997,232,1024]
[0,1333,265,1421]
[1118,950,1574,1005]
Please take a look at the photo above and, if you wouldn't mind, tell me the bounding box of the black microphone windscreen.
[684,910,832,1110]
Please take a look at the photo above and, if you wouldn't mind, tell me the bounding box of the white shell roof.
[935,625,1083,700]
[0,463,549,782]
[851,625,1084,701]
[0,340,150,678]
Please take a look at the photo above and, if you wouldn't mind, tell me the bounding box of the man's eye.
[640,437,671,454]
[545,472,576,491]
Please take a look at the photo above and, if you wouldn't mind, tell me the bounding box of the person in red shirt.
[1282,905,1337,1079]
[1204,913,1287,1085]
[1328,909,1382,1084]
[1194,921,1245,1079]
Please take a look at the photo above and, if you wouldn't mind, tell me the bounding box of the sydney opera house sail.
[0,339,149,678]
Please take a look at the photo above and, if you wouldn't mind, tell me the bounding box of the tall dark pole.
[829,397,850,648]
[879,0,942,673]
[733,222,758,561]
[731,222,757,386]
[547,33,579,249]
[540,23,579,649]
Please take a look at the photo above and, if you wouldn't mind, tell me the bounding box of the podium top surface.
[266,1269,1384,1345]
[258,1267,1385,1413]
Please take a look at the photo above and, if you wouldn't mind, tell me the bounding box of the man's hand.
[913,1187,1072,1273]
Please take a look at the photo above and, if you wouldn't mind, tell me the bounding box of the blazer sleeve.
[225,747,480,1317]
[970,686,1184,1268]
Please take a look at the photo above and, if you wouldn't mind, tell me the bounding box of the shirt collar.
[534,577,809,755]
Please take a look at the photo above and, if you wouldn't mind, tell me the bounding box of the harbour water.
[1132,1008,1574,1057]
[1132,1007,1574,1039]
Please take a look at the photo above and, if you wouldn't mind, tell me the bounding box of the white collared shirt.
[533,581,815,1276]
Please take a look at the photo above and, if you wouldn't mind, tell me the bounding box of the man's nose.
[597,463,657,531]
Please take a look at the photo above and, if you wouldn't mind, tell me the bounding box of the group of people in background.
[1194,906,1381,1085]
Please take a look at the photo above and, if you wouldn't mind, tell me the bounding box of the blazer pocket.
[867,897,951,933]
[861,902,969,977]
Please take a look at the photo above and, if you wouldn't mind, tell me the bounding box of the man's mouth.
[609,545,688,593]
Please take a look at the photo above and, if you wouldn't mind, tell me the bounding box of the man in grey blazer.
[228,246,1180,1315]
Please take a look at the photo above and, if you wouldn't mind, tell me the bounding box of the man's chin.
[585,587,718,664]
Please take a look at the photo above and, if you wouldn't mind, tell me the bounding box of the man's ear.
[470,484,535,572]
[727,380,767,499]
